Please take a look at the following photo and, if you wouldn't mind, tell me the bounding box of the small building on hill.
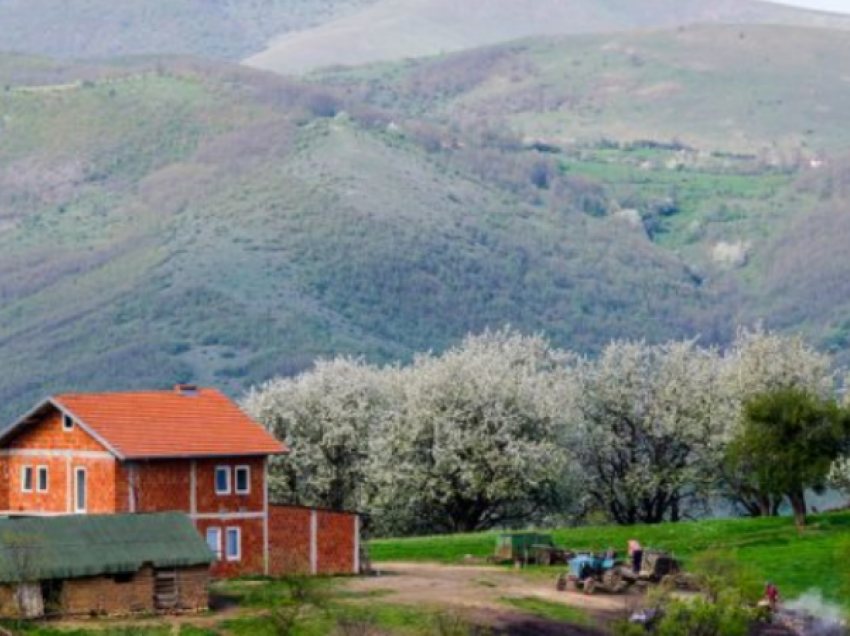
[0,512,213,618]
[0,385,361,578]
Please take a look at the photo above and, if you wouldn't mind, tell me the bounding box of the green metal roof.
[0,513,213,583]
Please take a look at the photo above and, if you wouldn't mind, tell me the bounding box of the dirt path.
[345,562,637,633]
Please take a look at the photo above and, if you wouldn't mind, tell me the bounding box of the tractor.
[556,554,632,595]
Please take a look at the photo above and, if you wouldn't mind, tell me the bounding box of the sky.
[766,0,850,13]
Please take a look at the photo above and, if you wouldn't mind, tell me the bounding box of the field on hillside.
[370,512,850,607]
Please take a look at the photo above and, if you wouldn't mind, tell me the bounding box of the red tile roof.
[51,388,286,459]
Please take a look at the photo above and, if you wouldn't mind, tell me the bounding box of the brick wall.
[132,460,192,512]
[267,506,359,577]
[0,408,117,514]
[195,458,265,514]
[61,567,156,616]
[6,411,106,452]
[0,566,209,618]
[317,511,357,575]
[195,517,265,578]
[268,506,313,575]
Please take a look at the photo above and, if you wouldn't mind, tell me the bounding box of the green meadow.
[370,512,850,606]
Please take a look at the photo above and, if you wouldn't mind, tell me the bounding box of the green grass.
[500,597,589,625]
[370,511,850,606]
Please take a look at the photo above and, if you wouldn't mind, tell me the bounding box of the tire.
[556,573,568,592]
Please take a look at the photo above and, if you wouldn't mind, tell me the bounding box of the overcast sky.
[766,0,850,13]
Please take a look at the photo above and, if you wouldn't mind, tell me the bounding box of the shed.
[0,512,213,618]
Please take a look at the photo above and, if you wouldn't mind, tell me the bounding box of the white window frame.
[37,465,49,493]
[215,466,231,495]
[74,467,87,513]
[225,527,241,562]
[21,466,33,493]
[206,527,222,560]
[235,465,251,495]
[62,414,74,432]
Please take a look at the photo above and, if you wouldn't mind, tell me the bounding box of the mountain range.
[0,1,849,422]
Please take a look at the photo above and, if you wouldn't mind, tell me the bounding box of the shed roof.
[0,513,214,583]
[1,387,286,459]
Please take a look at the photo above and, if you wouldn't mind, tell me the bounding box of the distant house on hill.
[0,512,212,618]
[0,385,361,578]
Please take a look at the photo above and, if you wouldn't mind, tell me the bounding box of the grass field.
[370,512,850,606]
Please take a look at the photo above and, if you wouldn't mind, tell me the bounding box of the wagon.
[490,533,561,564]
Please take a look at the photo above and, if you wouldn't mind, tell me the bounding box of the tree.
[371,330,575,535]
[728,387,849,528]
[243,358,395,511]
[567,340,726,525]
[718,327,837,517]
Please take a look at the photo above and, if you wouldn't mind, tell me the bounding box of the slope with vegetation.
[0,55,713,424]
[316,24,850,357]
[245,0,850,74]
[0,0,377,61]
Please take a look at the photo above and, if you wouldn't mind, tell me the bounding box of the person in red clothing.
[765,582,781,611]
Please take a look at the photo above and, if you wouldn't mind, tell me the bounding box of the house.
[0,385,361,578]
[0,512,212,618]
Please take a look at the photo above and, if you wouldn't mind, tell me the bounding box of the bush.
[655,598,749,636]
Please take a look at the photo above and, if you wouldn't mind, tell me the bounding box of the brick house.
[0,386,360,578]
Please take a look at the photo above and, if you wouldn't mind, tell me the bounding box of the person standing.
[628,539,644,574]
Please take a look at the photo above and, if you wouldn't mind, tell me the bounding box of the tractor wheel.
[556,573,568,592]
[603,568,624,593]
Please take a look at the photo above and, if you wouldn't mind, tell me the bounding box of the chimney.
[174,384,199,396]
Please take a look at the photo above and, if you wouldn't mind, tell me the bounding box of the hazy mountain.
[244,0,850,74]
[0,0,377,61]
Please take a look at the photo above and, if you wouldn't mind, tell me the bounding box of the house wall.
[61,566,156,616]
[196,517,266,578]
[0,566,209,618]
[0,410,116,514]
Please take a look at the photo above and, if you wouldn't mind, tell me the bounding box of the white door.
[74,468,87,513]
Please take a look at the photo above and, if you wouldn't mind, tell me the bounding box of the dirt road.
[345,562,634,634]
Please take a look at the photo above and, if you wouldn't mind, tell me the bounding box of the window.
[37,466,48,493]
[74,467,87,513]
[215,466,231,495]
[62,414,74,432]
[206,527,222,560]
[21,466,33,493]
[235,466,250,495]
[225,527,241,562]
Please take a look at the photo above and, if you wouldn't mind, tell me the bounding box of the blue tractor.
[556,553,632,595]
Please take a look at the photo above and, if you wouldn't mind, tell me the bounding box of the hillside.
[317,24,850,153]
[0,55,715,423]
[0,0,376,61]
[244,0,850,74]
